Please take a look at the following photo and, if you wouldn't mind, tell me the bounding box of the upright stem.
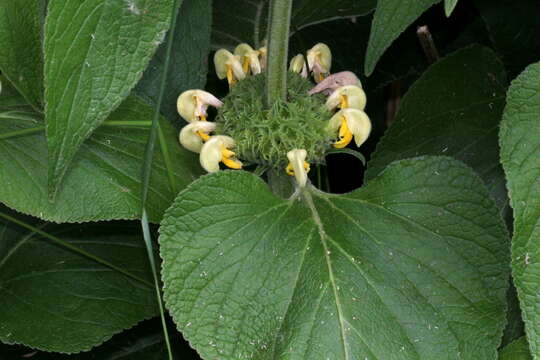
[265,0,293,107]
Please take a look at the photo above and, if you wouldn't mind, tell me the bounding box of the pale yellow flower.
[177,90,222,123]
[200,136,243,173]
[307,43,332,83]
[179,121,216,153]
[326,85,367,112]
[286,149,310,187]
[235,43,262,75]
[328,108,371,148]
[258,46,268,69]
[289,54,308,78]
[214,49,246,87]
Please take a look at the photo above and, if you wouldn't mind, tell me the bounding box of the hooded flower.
[200,135,243,173]
[326,85,367,112]
[286,149,310,187]
[308,71,362,96]
[179,121,216,153]
[235,43,262,75]
[289,54,308,78]
[328,108,372,149]
[177,90,223,123]
[307,43,332,83]
[214,49,246,87]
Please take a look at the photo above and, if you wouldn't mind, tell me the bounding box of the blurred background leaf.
[137,0,213,123]
[474,0,540,78]
[364,0,441,75]
[0,0,44,111]
[366,46,509,209]
[444,0,459,17]
[0,209,158,353]
[211,0,376,49]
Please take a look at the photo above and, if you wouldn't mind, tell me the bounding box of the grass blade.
[139,0,185,359]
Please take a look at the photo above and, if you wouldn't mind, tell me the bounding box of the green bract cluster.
[215,72,333,167]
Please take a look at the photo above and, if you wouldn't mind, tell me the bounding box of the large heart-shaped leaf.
[44,0,174,199]
[0,86,202,223]
[0,0,44,111]
[212,0,376,49]
[500,61,540,358]
[160,157,509,359]
[137,0,212,122]
[0,213,157,353]
[364,0,441,75]
[367,46,508,208]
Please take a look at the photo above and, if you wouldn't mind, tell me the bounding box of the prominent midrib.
[302,190,351,360]
[267,222,315,360]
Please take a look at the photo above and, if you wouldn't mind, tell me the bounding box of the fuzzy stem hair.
[265,0,293,107]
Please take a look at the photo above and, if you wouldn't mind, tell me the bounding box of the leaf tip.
[444,0,458,17]
[363,55,375,77]
[363,31,381,76]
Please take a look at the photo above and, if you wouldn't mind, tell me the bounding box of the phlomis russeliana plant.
[177,43,371,188]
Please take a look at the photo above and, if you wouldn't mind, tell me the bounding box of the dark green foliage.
[160,158,509,359]
[3,0,540,359]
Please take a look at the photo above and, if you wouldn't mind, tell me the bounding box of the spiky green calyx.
[215,72,332,168]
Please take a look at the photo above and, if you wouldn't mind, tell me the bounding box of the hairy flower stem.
[265,0,293,107]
